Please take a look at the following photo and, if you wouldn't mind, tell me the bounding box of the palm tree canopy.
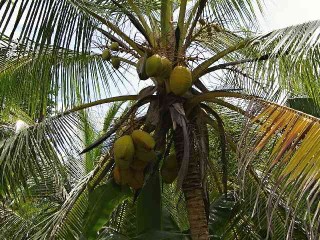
[0,0,320,239]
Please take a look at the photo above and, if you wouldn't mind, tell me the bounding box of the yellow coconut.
[121,168,135,185]
[135,149,157,163]
[145,54,162,77]
[160,57,172,79]
[127,169,144,190]
[136,57,149,80]
[131,130,155,150]
[130,158,149,170]
[113,166,125,185]
[110,42,119,51]
[114,135,135,169]
[101,49,111,61]
[169,66,192,96]
[111,57,121,69]
[161,168,178,184]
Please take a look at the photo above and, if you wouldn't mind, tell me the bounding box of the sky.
[259,0,320,31]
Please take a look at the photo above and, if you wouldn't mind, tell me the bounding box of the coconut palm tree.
[0,0,320,239]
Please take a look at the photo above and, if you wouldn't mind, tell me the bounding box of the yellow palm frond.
[239,99,320,238]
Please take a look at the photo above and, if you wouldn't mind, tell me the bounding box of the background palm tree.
[0,0,319,239]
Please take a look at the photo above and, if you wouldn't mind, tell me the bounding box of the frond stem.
[160,0,172,47]
[81,95,154,154]
[201,105,227,196]
[78,4,144,55]
[64,95,138,115]
[192,40,250,80]
[202,53,272,76]
[186,91,251,112]
[183,0,208,53]
[96,27,140,58]
[127,0,155,46]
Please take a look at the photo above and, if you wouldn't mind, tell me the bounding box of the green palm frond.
[102,102,124,132]
[246,21,320,101]
[208,0,264,30]
[0,49,131,117]
[194,21,319,96]
[35,150,117,239]
[35,173,91,239]
[0,199,59,240]
[0,0,97,54]
[222,68,284,102]
[0,122,14,141]
[29,102,125,239]
[0,93,133,197]
[0,113,80,198]
[81,109,100,173]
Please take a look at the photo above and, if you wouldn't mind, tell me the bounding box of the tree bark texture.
[182,154,209,240]
[175,123,209,240]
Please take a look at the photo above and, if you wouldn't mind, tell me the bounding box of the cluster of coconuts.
[101,42,121,69]
[113,130,156,190]
[137,54,192,96]
[161,154,179,184]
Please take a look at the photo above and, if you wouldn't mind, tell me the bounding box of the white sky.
[260,0,320,31]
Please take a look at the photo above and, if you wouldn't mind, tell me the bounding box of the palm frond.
[102,102,124,133]
[208,0,264,31]
[204,104,308,239]
[33,150,114,239]
[0,49,129,117]
[0,113,81,198]
[0,0,97,54]
[81,109,100,173]
[0,201,59,239]
[238,99,320,238]
[246,21,320,103]
[193,21,320,107]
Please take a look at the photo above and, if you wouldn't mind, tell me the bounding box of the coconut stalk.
[176,0,188,54]
[160,0,173,48]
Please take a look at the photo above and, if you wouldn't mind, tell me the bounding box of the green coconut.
[136,57,149,80]
[101,49,111,61]
[162,154,178,170]
[145,54,162,77]
[169,66,192,96]
[134,149,157,163]
[160,57,172,79]
[110,42,119,51]
[161,167,178,184]
[114,135,135,169]
[111,57,121,69]
[161,154,178,184]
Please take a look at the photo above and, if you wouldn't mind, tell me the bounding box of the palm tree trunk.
[175,122,209,240]
[182,154,209,240]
